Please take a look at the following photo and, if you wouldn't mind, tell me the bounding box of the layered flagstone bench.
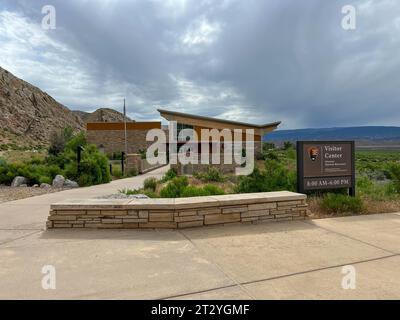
[46,191,308,229]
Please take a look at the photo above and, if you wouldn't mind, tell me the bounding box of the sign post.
[297,141,355,196]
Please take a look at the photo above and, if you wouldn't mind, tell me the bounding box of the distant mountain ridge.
[264,126,400,143]
[73,108,133,123]
[0,66,84,149]
[0,66,133,149]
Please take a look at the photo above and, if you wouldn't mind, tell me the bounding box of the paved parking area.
[0,169,399,299]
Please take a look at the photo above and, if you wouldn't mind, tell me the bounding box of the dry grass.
[307,195,400,219]
[0,150,46,163]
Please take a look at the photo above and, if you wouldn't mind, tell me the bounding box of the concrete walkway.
[0,167,399,299]
[0,165,169,230]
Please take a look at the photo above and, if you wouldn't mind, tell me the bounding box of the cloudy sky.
[1,0,399,129]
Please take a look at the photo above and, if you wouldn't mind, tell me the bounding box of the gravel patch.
[0,186,68,203]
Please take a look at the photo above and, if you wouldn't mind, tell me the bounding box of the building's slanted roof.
[158,109,281,136]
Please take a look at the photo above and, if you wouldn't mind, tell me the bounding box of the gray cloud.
[1,0,399,128]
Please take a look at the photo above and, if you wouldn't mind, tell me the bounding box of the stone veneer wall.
[125,154,166,174]
[47,191,307,230]
[87,130,152,155]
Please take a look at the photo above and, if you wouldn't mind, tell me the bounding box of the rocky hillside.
[0,66,84,149]
[73,108,133,123]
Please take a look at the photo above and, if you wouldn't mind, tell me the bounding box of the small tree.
[48,127,74,156]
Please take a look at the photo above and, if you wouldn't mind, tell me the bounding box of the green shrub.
[127,168,138,177]
[0,159,60,186]
[194,166,225,182]
[180,185,208,197]
[234,167,267,193]
[159,176,189,198]
[48,127,74,156]
[138,149,146,160]
[142,189,158,198]
[161,168,177,182]
[38,175,51,184]
[143,177,158,192]
[201,184,225,196]
[120,188,140,195]
[320,193,363,214]
[387,162,400,193]
[283,141,294,150]
[162,182,225,198]
[119,188,158,198]
[62,136,110,186]
[235,160,296,193]
[264,150,279,161]
[112,167,123,179]
[262,142,275,152]
[355,175,396,200]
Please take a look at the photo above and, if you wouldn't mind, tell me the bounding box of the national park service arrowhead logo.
[308,147,319,161]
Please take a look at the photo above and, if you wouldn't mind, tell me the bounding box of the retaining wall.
[46,191,307,230]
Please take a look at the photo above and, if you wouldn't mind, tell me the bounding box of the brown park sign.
[296,141,355,196]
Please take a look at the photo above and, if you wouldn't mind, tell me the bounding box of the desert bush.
[235,159,296,193]
[120,188,158,198]
[194,166,225,182]
[62,135,110,186]
[0,158,60,185]
[234,167,267,193]
[138,149,146,160]
[120,188,140,195]
[283,141,294,150]
[142,189,159,198]
[320,193,363,214]
[201,184,225,196]
[48,127,74,156]
[161,168,177,182]
[180,186,208,197]
[126,168,138,177]
[159,176,189,198]
[355,175,396,200]
[112,167,123,179]
[180,184,225,197]
[143,177,158,192]
[262,142,275,152]
[1,131,110,187]
[386,162,400,193]
[264,150,279,161]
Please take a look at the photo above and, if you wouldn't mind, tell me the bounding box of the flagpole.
[123,98,128,173]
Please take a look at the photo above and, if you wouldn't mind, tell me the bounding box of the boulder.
[33,184,39,188]
[52,175,65,188]
[11,176,27,187]
[64,179,79,188]
[40,183,51,189]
